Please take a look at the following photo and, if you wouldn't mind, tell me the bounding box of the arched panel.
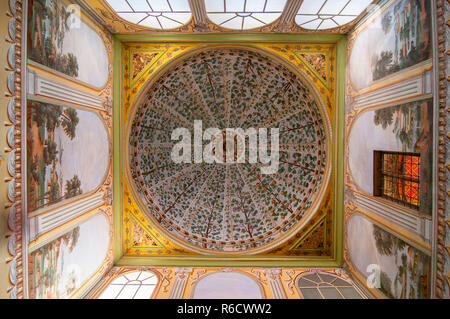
[346,213,431,299]
[192,271,264,299]
[26,99,110,214]
[27,0,109,89]
[347,99,433,215]
[348,0,432,92]
[28,212,110,299]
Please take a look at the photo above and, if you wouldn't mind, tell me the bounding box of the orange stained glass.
[379,152,420,209]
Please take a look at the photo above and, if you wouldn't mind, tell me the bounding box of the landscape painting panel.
[29,213,110,299]
[26,100,110,213]
[347,214,431,299]
[348,99,433,215]
[27,0,109,88]
[349,0,431,91]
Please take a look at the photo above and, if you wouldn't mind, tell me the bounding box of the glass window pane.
[332,278,352,287]
[117,12,148,24]
[251,12,282,24]
[341,0,373,15]
[139,15,162,28]
[124,271,142,281]
[98,284,124,299]
[243,17,265,29]
[105,0,191,29]
[298,0,326,14]
[295,15,318,25]
[300,19,322,30]
[158,15,180,29]
[134,285,157,299]
[320,287,343,299]
[206,0,285,30]
[205,0,225,12]
[304,273,321,283]
[221,16,244,29]
[264,0,287,12]
[297,278,315,288]
[300,288,323,299]
[226,0,245,12]
[169,0,191,11]
[317,273,337,283]
[127,0,151,11]
[110,275,129,285]
[332,15,356,26]
[319,0,349,15]
[149,0,172,11]
[142,276,158,285]
[106,0,132,12]
[117,284,140,299]
[338,287,363,299]
[317,18,338,30]
[297,0,371,30]
[209,13,237,25]
[246,0,266,12]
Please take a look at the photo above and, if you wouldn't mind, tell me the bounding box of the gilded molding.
[435,0,449,299]
[5,0,24,299]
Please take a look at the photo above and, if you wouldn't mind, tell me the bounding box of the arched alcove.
[192,271,264,299]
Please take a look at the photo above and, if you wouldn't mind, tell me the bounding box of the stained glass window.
[205,0,287,30]
[295,0,373,30]
[97,271,158,299]
[374,151,421,209]
[105,0,192,30]
[297,272,364,299]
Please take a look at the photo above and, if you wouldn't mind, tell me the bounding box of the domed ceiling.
[127,47,331,254]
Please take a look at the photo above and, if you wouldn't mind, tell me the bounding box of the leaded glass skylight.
[295,0,373,30]
[205,0,287,30]
[98,271,158,299]
[105,0,192,30]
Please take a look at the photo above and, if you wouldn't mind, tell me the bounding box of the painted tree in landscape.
[372,224,406,256]
[65,175,82,199]
[43,139,58,165]
[374,106,396,129]
[28,0,79,77]
[61,108,80,140]
[372,0,431,82]
[379,270,394,298]
[28,101,81,211]
[374,103,422,151]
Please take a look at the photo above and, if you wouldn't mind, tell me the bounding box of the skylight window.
[205,0,287,30]
[295,0,373,30]
[98,271,158,299]
[105,0,192,30]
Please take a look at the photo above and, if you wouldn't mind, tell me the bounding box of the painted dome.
[127,47,330,254]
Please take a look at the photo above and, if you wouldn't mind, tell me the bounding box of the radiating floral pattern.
[129,48,329,252]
